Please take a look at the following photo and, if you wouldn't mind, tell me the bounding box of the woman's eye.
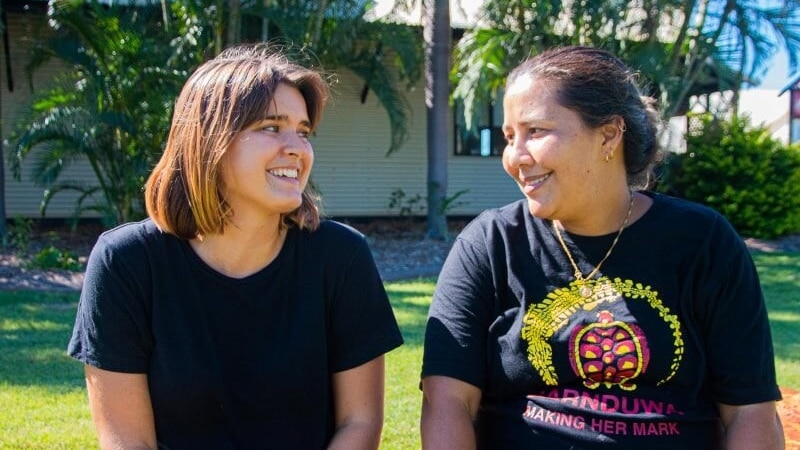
[298,130,311,139]
[260,124,279,133]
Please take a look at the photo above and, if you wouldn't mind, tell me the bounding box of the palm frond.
[452,28,519,131]
[37,181,103,219]
[346,48,413,154]
[244,1,422,154]
[12,106,101,179]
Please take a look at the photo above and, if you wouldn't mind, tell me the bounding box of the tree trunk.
[424,0,451,240]
[0,94,6,241]
[226,0,241,47]
[310,0,328,48]
[0,8,9,240]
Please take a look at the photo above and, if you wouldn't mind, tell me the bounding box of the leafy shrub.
[387,188,472,217]
[28,246,83,272]
[439,189,470,215]
[657,114,800,239]
[388,188,424,217]
[9,2,183,226]
[6,216,34,251]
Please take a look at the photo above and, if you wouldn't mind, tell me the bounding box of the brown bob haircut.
[145,43,329,240]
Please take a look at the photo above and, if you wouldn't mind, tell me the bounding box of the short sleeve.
[421,224,496,390]
[67,227,154,373]
[694,216,782,405]
[326,237,404,373]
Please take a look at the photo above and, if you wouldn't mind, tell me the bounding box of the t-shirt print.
[520,276,686,438]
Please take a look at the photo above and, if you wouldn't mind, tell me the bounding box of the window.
[453,93,505,157]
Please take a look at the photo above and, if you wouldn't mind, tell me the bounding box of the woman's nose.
[505,138,533,167]
[282,133,308,156]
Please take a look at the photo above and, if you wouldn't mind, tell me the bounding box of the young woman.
[68,43,403,449]
[421,46,784,449]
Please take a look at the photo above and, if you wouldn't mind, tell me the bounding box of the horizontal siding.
[2,11,102,219]
[313,70,427,216]
[3,22,522,219]
[448,157,522,216]
[314,69,521,217]
[3,14,794,221]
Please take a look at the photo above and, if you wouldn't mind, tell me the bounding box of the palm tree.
[10,1,185,225]
[452,0,800,125]
[171,0,425,155]
[258,0,424,154]
[662,0,800,118]
[12,0,424,226]
[423,0,451,240]
[0,3,8,240]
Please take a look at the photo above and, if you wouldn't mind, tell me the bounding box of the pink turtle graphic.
[569,310,650,391]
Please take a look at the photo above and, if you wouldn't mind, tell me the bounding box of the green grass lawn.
[0,253,797,449]
[0,291,96,449]
[752,253,800,389]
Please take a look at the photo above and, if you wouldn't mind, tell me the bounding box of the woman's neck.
[189,217,287,279]
[555,190,651,237]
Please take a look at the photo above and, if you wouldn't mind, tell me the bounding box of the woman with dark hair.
[421,46,784,449]
[68,43,403,449]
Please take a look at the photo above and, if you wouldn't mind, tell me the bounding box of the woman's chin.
[525,199,552,220]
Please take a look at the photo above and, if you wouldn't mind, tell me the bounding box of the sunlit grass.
[752,252,800,388]
[0,253,797,449]
[0,291,96,449]
[381,278,433,450]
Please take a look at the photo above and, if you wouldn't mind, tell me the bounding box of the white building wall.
[313,69,520,217]
[737,89,790,144]
[2,10,102,219]
[660,89,791,154]
[2,18,521,220]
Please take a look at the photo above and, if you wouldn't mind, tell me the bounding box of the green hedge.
[657,114,800,239]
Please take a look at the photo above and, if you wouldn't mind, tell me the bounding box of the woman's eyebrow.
[262,114,312,127]
[263,114,288,122]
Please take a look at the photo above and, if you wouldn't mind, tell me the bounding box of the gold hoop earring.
[604,152,613,163]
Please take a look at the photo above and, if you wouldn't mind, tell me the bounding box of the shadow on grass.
[385,278,436,347]
[0,290,85,388]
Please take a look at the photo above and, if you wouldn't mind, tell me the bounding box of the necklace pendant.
[579,284,593,298]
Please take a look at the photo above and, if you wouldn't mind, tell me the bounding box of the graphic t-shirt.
[422,192,781,449]
[69,219,403,449]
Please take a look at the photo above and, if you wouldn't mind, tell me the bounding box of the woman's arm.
[421,375,482,450]
[718,401,784,450]
[85,365,157,450]
[327,356,386,450]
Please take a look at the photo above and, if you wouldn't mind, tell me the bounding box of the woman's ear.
[601,118,626,149]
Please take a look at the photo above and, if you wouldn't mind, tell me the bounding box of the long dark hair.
[508,46,661,188]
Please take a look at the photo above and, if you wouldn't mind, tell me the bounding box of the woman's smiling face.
[502,74,609,225]
[221,82,314,221]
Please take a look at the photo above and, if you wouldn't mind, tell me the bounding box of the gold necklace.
[553,191,635,298]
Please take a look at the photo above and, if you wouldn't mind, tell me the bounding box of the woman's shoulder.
[465,199,529,227]
[296,219,368,250]
[448,200,541,253]
[93,218,174,254]
[290,220,375,271]
[460,200,537,236]
[312,219,365,239]
[646,191,728,227]
[643,191,743,247]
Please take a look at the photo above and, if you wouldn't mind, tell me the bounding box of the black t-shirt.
[69,219,403,449]
[422,192,781,449]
